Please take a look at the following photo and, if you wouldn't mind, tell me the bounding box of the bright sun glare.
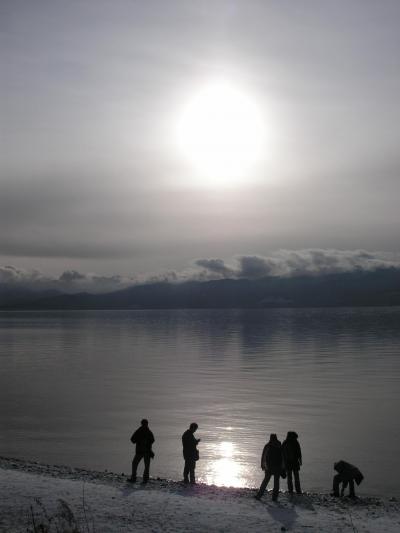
[176,80,266,185]
[205,441,246,487]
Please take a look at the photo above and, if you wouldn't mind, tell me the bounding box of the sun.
[176,79,266,186]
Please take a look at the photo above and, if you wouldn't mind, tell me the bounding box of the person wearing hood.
[332,460,364,498]
[255,433,283,501]
[282,431,302,494]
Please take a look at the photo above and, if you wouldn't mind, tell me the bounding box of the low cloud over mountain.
[0,265,134,294]
[195,249,400,280]
[1,250,400,299]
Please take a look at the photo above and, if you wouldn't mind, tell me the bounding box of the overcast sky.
[1,0,400,285]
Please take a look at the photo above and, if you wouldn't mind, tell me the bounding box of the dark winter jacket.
[282,432,302,471]
[130,426,155,455]
[261,439,283,475]
[334,460,364,486]
[182,429,199,461]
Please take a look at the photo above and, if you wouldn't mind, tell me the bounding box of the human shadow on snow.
[265,501,298,530]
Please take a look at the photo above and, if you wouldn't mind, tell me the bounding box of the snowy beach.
[1,457,399,532]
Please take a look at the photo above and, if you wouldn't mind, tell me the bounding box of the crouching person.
[332,460,364,498]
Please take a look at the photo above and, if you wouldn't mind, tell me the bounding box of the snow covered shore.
[1,456,399,532]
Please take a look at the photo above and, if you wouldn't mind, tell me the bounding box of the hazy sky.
[1,0,400,284]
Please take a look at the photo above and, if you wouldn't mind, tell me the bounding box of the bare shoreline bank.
[1,456,399,532]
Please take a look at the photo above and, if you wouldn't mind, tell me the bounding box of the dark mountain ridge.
[2,268,400,309]
[0,285,62,308]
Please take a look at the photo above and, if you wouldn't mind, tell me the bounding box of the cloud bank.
[0,266,135,294]
[195,249,400,280]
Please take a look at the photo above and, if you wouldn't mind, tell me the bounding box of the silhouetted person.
[282,431,302,494]
[332,460,364,498]
[255,433,283,501]
[128,418,155,483]
[182,422,200,484]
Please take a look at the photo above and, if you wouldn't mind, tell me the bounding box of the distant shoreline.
[2,304,400,311]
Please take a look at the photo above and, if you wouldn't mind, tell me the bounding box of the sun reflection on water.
[204,440,247,487]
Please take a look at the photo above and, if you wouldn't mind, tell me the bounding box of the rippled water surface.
[1,308,399,495]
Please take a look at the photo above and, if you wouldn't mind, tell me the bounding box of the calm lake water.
[1,308,399,496]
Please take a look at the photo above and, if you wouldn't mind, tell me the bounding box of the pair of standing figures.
[128,419,200,484]
[255,432,302,501]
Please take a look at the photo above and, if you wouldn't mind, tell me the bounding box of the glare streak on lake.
[1,308,399,496]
